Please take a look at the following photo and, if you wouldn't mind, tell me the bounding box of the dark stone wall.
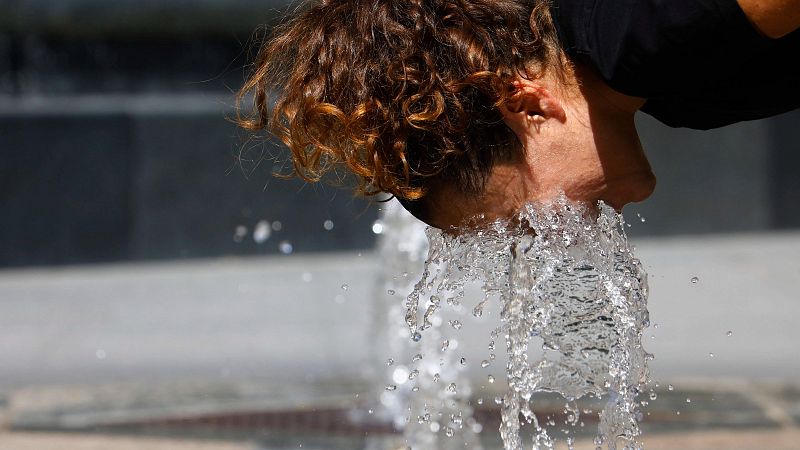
[628,109,800,237]
[0,103,379,268]
[0,0,284,36]
[127,110,379,261]
[770,110,800,229]
[0,34,249,95]
[0,113,134,265]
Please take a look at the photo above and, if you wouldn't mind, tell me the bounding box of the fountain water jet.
[371,200,483,450]
[403,196,652,449]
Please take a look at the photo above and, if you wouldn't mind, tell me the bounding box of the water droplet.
[385,384,397,391]
[433,373,440,383]
[676,411,681,415]
[341,283,349,291]
[709,352,715,358]
[691,276,699,284]
[447,383,457,393]
[668,384,674,391]
[368,409,374,414]
[649,392,657,400]
[444,427,454,437]
[253,220,271,243]
[441,340,450,351]
[387,289,396,295]
[487,375,495,384]
[271,221,282,231]
[392,367,410,384]
[494,396,502,405]
[459,357,467,365]
[686,398,691,403]
[726,330,733,337]
[449,320,462,330]
[481,360,490,368]
[477,398,484,405]
[386,358,394,366]
[323,219,334,231]
[278,241,293,254]
[408,369,419,380]
[412,353,423,362]
[371,220,384,234]
[233,225,248,243]
[411,386,419,392]
[411,332,422,342]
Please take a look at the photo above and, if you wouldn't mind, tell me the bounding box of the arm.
[737,0,800,38]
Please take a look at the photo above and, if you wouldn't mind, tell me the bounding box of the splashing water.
[405,196,651,449]
[370,200,483,450]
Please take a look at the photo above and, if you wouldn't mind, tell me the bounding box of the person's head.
[238,0,654,229]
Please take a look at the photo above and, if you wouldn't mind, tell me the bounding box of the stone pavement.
[572,429,800,450]
[0,377,798,449]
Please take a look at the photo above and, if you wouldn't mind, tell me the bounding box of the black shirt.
[552,0,800,129]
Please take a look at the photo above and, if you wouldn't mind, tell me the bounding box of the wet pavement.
[1,377,799,449]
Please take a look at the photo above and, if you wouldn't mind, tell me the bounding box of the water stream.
[388,196,651,449]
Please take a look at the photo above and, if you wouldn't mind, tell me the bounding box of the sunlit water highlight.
[394,196,651,449]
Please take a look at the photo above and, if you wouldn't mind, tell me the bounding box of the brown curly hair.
[237,0,563,215]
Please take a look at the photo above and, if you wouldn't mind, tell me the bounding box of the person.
[237,0,798,230]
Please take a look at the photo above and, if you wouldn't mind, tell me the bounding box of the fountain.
[377,196,652,449]
[371,200,483,450]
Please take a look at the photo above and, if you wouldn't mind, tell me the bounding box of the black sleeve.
[552,0,771,96]
[552,0,800,128]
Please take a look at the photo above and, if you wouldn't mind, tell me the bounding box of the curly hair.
[237,0,563,212]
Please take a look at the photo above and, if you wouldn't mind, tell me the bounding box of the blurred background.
[0,0,799,448]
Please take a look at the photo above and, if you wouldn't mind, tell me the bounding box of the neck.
[574,63,645,115]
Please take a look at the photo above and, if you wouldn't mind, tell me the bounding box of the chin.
[600,170,657,211]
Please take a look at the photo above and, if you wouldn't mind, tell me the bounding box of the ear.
[499,78,567,137]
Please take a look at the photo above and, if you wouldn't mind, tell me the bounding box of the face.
[424,63,656,229]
